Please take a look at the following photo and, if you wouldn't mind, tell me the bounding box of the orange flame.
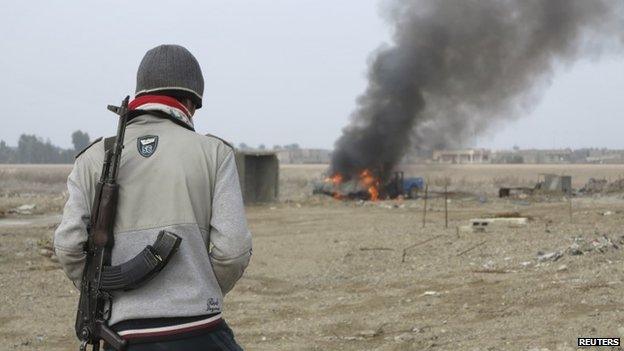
[359,169,380,201]
[324,173,345,199]
[368,186,379,201]
[324,170,381,201]
[325,173,343,185]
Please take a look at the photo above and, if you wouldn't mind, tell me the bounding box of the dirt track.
[2,164,624,350]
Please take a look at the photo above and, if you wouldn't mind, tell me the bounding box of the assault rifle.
[75,96,182,351]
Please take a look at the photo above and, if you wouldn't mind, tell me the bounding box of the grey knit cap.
[135,44,204,108]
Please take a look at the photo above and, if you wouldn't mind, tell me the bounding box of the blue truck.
[385,171,425,199]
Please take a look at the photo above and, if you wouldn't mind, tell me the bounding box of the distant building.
[431,149,491,164]
[491,149,573,164]
[584,148,624,164]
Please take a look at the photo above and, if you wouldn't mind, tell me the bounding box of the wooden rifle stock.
[91,182,118,249]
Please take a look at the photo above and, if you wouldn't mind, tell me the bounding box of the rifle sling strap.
[104,137,116,155]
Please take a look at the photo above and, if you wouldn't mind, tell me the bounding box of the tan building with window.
[431,149,490,164]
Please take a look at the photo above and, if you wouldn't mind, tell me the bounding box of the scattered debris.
[567,235,621,256]
[579,177,624,194]
[500,174,572,198]
[482,260,496,270]
[568,237,590,255]
[499,187,534,198]
[472,269,513,274]
[38,248,53,258]
[393,333,416,342]
[467,217,528,232]
[607,178,624,193]
[536,235,623,264]
[601,211,614,216]
[8,204,36,215]
[580,178,608,194]
[420,291,441,297]
[357,324,386,338]
[357,329,383,338]
[359,247,394,251]
[536,251,563,262]
[377,202,405,209]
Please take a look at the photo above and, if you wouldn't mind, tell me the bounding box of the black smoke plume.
[330,0,623,179]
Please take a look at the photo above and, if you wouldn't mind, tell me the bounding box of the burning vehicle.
[313,170,424,201]
[325,0,620,205]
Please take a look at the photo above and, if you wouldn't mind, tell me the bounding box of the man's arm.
[54,158,92,288]
[209,150,252,295]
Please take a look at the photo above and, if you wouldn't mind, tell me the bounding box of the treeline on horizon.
[0,131,91,164]
[0,132,304,164]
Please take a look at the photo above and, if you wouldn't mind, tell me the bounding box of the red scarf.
[129,95,194,129]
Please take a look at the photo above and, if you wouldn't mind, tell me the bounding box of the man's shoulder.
[75,137,104,160]
[203,133,234,150]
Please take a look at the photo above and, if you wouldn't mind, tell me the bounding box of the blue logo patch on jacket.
[137,135,158,158]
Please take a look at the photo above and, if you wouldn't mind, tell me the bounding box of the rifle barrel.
[108,96,130,183]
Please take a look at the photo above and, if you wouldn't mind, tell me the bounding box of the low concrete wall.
[235,151,279,203]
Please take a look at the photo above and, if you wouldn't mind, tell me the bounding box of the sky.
[0,0,622,151]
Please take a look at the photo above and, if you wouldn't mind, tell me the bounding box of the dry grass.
[0,165,72,215]
[0,164,72,195]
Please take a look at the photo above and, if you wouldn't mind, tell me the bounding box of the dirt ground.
[2,164,624,350]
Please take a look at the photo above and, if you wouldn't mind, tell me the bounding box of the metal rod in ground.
[457,240,487,256]
[422,184,428,228]
[568,197,573,222]
[444,184,448,229]
[401,234,444,263]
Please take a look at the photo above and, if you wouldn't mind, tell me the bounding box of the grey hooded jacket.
[53,113,252,325]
